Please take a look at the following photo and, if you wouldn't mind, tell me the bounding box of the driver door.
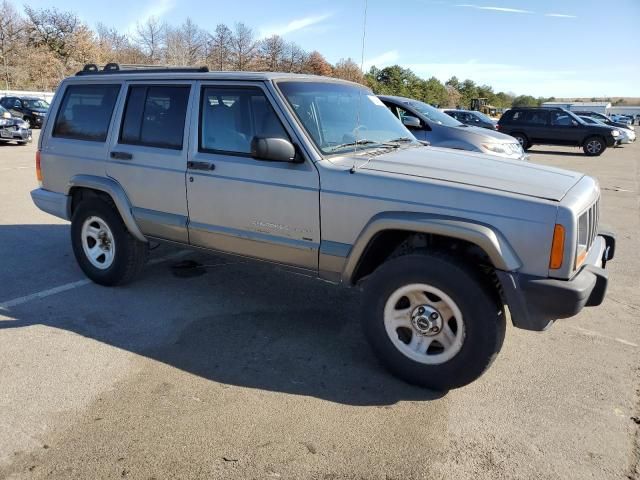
[186,82,320,270]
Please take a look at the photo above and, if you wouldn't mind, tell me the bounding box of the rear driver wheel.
[71,197,148,286]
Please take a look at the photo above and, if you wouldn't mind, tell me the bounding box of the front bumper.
[497,232,615,331]
[0,125,32,142]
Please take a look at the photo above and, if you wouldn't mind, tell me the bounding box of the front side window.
[120,85,190,150]
[278,81,415,154]
[550,111,574,126]
[199,86,289,155]
[53,84,121,142]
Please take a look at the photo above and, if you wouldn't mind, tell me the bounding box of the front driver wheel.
[511,133,530,151]
[583,136,606,156]
[361,253,505,391]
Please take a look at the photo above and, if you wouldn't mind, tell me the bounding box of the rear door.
[106,81,193,243]
[522,110,550,143]
[185,81,320,270]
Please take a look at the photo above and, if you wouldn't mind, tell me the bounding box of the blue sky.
[20,0,640,97]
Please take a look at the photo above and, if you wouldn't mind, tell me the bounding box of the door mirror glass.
[251,137,297,162]
[571,120,578,127]
[402,115,421,128]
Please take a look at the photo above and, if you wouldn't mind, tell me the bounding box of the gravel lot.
[1,132,638,480]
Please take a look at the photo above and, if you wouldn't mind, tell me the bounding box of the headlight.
[481,142,520,155]
[612,130,620,137]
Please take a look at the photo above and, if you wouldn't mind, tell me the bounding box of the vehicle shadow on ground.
[0,224,444,406]
[528,148,590,157]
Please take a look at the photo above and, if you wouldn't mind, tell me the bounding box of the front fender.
[342,211,521,284]
[67,175,147,243]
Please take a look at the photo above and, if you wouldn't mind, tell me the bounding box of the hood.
[332,146,583,201]
[30,108,48,113]
[451,124,514,143]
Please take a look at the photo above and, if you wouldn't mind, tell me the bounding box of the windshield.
[277,81,416,155]
[472,111,494,123]
[24,99,49,109]
[407,100,462,127]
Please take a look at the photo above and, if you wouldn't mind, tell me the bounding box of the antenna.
[351,0,368,172]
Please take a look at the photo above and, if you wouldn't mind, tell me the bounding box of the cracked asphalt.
[1,132,638,479]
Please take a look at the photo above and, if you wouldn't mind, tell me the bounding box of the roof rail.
[76,63,209,76]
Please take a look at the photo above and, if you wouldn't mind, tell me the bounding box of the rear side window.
[120,85,190,150]
[53,84,121,141]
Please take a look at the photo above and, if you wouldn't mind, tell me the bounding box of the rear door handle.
[110,151,133,160]
[187,161,215,171]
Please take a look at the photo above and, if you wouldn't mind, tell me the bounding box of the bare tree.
[206,23,232,71]
[165,18,206,66]
[24,6,96,79]
[135,16,165,63]
[229,22,257,71]
[259,34,285,71]
[0,0,25,89]
[281,41,307,73]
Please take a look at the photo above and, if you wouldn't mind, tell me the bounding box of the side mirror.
[251,137,298,162]
[402,115,422,129]
[571,120,578,126]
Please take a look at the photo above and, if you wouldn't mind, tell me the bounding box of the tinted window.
[524,110,548,125]
[120,85,190,150]
[408,100,462,127]
[53,84,120,141]
[550,111,573,126]
[200,87,289,154]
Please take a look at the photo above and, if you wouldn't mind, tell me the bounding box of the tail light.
[36,150,42,184]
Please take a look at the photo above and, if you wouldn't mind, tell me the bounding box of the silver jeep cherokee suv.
[31,64,615,390]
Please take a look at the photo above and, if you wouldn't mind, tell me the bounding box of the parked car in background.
[379,96,526,160]
[444,109,497,130]
[610,114,632,126]
[0,105,32,145]
[572,111,632,131]
[0,96,49,128]
[579,116,635,144]
[497,107,619,156]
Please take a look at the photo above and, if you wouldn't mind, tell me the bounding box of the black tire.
[361,253,505,391]
[583,136,606,156]
[71,197,148,286]
[511,132,530,151]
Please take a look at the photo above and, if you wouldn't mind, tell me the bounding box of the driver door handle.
[110,151,133,160]
[187,161,215,171]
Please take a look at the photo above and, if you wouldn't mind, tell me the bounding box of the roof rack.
[76,63,209,76]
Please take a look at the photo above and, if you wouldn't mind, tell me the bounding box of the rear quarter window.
[52,84,121,141]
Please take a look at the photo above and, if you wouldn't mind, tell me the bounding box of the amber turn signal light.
[549,224,565,269]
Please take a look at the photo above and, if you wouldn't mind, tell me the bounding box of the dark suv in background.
[0,96,49,128]
[497,107,619,156]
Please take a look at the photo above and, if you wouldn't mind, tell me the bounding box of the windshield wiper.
[327,139,379,152]
[386,137,414,144]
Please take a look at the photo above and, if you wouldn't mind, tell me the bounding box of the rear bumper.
[497,232,615,331]
[31,188,70,220]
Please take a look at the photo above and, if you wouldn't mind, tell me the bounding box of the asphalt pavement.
[0,132,638,479]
